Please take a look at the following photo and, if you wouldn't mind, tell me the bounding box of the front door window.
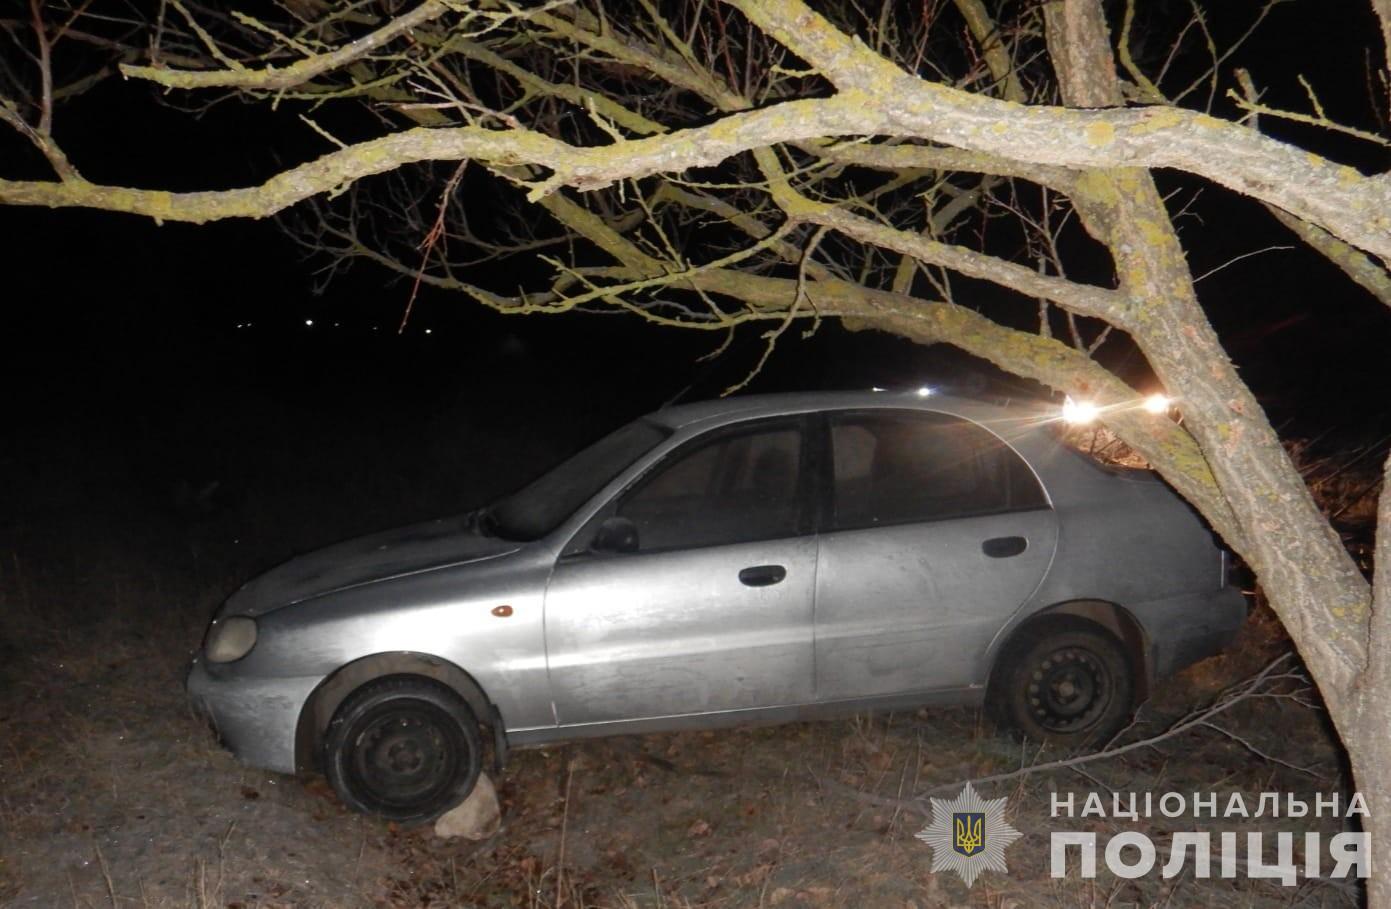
[616,422,804,551]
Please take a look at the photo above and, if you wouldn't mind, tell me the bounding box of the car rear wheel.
[324,676,482,824]
[995,627,1133,746]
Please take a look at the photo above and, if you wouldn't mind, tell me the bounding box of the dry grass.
[368,652,1353,908]
[0,553,1361,908]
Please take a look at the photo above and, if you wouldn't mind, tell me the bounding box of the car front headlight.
[206,616,258,663]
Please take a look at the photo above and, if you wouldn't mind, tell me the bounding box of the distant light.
[916,386,934,398]
[425,328,433,335]
[1143,393,1171,414]
[305,319,314,327]
[871,386,886,393]
[1062,396,1099,425]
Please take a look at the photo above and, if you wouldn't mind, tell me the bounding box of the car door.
[544,416,817,726]
[813,410,1058,700]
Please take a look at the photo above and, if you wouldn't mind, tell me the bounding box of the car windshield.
[485,418,671,541]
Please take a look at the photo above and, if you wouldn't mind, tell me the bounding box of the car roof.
[648,389,1060,440]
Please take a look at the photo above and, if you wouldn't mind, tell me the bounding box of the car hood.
[224,517,520,617]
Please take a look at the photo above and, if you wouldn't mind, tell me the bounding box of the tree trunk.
[1354,456,1391,902]
[1045,0,1382,894]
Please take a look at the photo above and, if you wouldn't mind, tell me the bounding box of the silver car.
[188,391,1246,822]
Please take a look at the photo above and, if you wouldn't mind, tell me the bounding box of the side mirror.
[591,516,639,554]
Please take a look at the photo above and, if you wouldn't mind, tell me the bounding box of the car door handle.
[982,536,1028,558]
[738,564,787,587]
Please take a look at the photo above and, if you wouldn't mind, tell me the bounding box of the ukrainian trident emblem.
[916,782,1021,886]
[953,811,985,857]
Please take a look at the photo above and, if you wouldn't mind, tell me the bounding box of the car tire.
[994,626,1133,747]
[324,675,482,824]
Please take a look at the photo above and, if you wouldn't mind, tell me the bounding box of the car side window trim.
[810,412,835,535]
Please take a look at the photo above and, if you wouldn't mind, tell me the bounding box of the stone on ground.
[434,772,500,840]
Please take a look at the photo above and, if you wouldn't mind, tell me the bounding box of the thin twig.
[823,653,1306,813]
[1192,245,1294,283]
[398,159,467,333]
[555,759,574,908]
[95,841,117,908]
[29,0,52,134]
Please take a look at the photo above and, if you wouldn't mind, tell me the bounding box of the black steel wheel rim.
[1026,647,1111,733]
[347,703,461,810]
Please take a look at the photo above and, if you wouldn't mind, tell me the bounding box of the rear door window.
[829,411,1045,530]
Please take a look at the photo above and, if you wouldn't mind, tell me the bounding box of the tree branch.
[6,83,1386,272]
[806,140,1077,194]
[29,0,53,134]
[1375,0,1391,104]
[727,0,1391,263]
[119,0,450,90]
[1266,204,1391,310]
[771,183,1129,324]
[0,95,80,181]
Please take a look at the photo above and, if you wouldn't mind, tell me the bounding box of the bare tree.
[4,0,1391,897]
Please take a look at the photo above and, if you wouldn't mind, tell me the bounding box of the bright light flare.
[1062,396,1099,425]
[916,386,934,398]
[1143,393,1171,414]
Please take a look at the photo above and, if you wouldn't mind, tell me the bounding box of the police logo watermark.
[1049,789,1372,884]
[917,782,1021,886]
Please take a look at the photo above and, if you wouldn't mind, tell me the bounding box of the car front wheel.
[995,627,1133,746]
[324,676,482,824]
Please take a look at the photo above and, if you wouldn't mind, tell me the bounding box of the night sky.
[4,0,1391,472]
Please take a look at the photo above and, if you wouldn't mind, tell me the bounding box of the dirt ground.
[0,406,1372,908]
